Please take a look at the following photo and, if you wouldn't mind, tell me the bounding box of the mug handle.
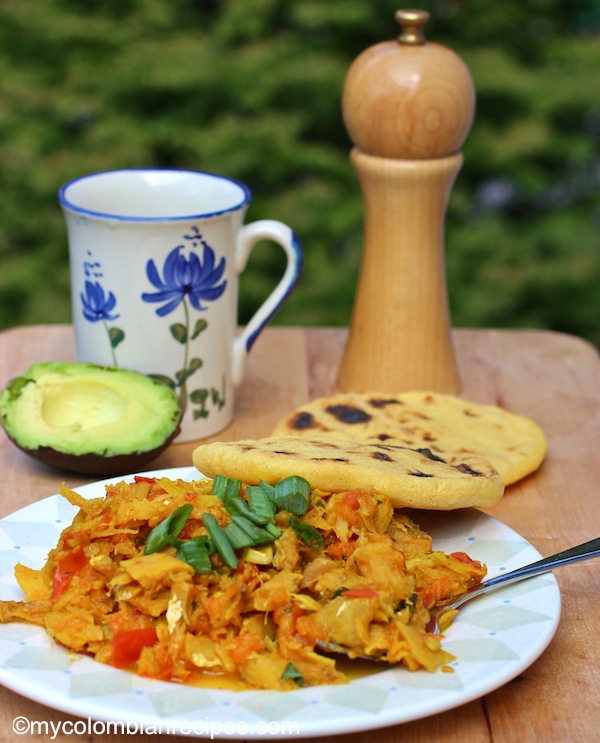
[232,220,303,385]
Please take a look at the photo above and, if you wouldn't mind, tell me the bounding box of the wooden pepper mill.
[337,9,475,394]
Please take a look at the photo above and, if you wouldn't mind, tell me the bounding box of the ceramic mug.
[59,168,303,442]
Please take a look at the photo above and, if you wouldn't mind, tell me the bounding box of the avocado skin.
[6,434,181,477]
[0,361,182,476]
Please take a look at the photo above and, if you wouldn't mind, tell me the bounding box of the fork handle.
[456,536,600,607]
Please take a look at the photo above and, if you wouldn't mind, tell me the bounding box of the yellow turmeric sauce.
[0,476,485,691]
[182,668,250,691]
[185,654,383,691]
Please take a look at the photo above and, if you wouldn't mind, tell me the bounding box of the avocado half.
[0,361,182,476]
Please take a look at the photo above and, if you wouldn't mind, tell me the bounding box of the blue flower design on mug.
[80,253,125,365]
[81,280,119,322]
[141,229,227,421]
[142,240,227,316]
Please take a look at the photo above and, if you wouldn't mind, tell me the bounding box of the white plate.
[0,467,560,738]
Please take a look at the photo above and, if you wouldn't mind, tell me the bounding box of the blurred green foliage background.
[1,0,599,345]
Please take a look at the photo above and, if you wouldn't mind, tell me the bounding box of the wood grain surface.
[1,324,599,743]
[336,150,462,393]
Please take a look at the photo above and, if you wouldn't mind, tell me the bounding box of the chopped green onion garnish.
[274,476,311,515]
[258,480,276,502]
[224,521,256,550]
[145,474,315,573]
[281,662,305,687]
[211,475,227,498]
[177,538,213,574]
[264,521,282,540]
[225,495,271,526]
[202,513,238,569]
[246,485,276,523]
[230,514,278,545]
[288,514,324,550]
[144,503,193,554]
[211,475,242,504]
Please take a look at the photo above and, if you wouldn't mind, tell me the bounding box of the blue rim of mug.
[57,168,253,222]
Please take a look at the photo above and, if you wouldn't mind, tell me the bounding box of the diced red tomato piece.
[112,628,158,669]
[133,476,156,483]
[342,491,361,510]
[326,540,356,559]
[52,546,88,602]
[227,632,264,665]
[449,551,481,567]
[178,518,197,540]
[340,587,378,599]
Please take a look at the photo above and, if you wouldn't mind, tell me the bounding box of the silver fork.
[316,536,600,658]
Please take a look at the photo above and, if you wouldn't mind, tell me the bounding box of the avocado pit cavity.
[41,379,128,431]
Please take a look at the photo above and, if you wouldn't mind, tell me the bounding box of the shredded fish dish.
[0,475,486,690]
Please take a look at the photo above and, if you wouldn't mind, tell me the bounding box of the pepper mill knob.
[342,8,475,160]
[338,10,475,394]
[395,8,429,45]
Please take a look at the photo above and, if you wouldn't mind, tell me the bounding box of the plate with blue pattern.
[0,467,560,738]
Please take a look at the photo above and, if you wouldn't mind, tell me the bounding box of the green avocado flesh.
[0,362,181,475]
